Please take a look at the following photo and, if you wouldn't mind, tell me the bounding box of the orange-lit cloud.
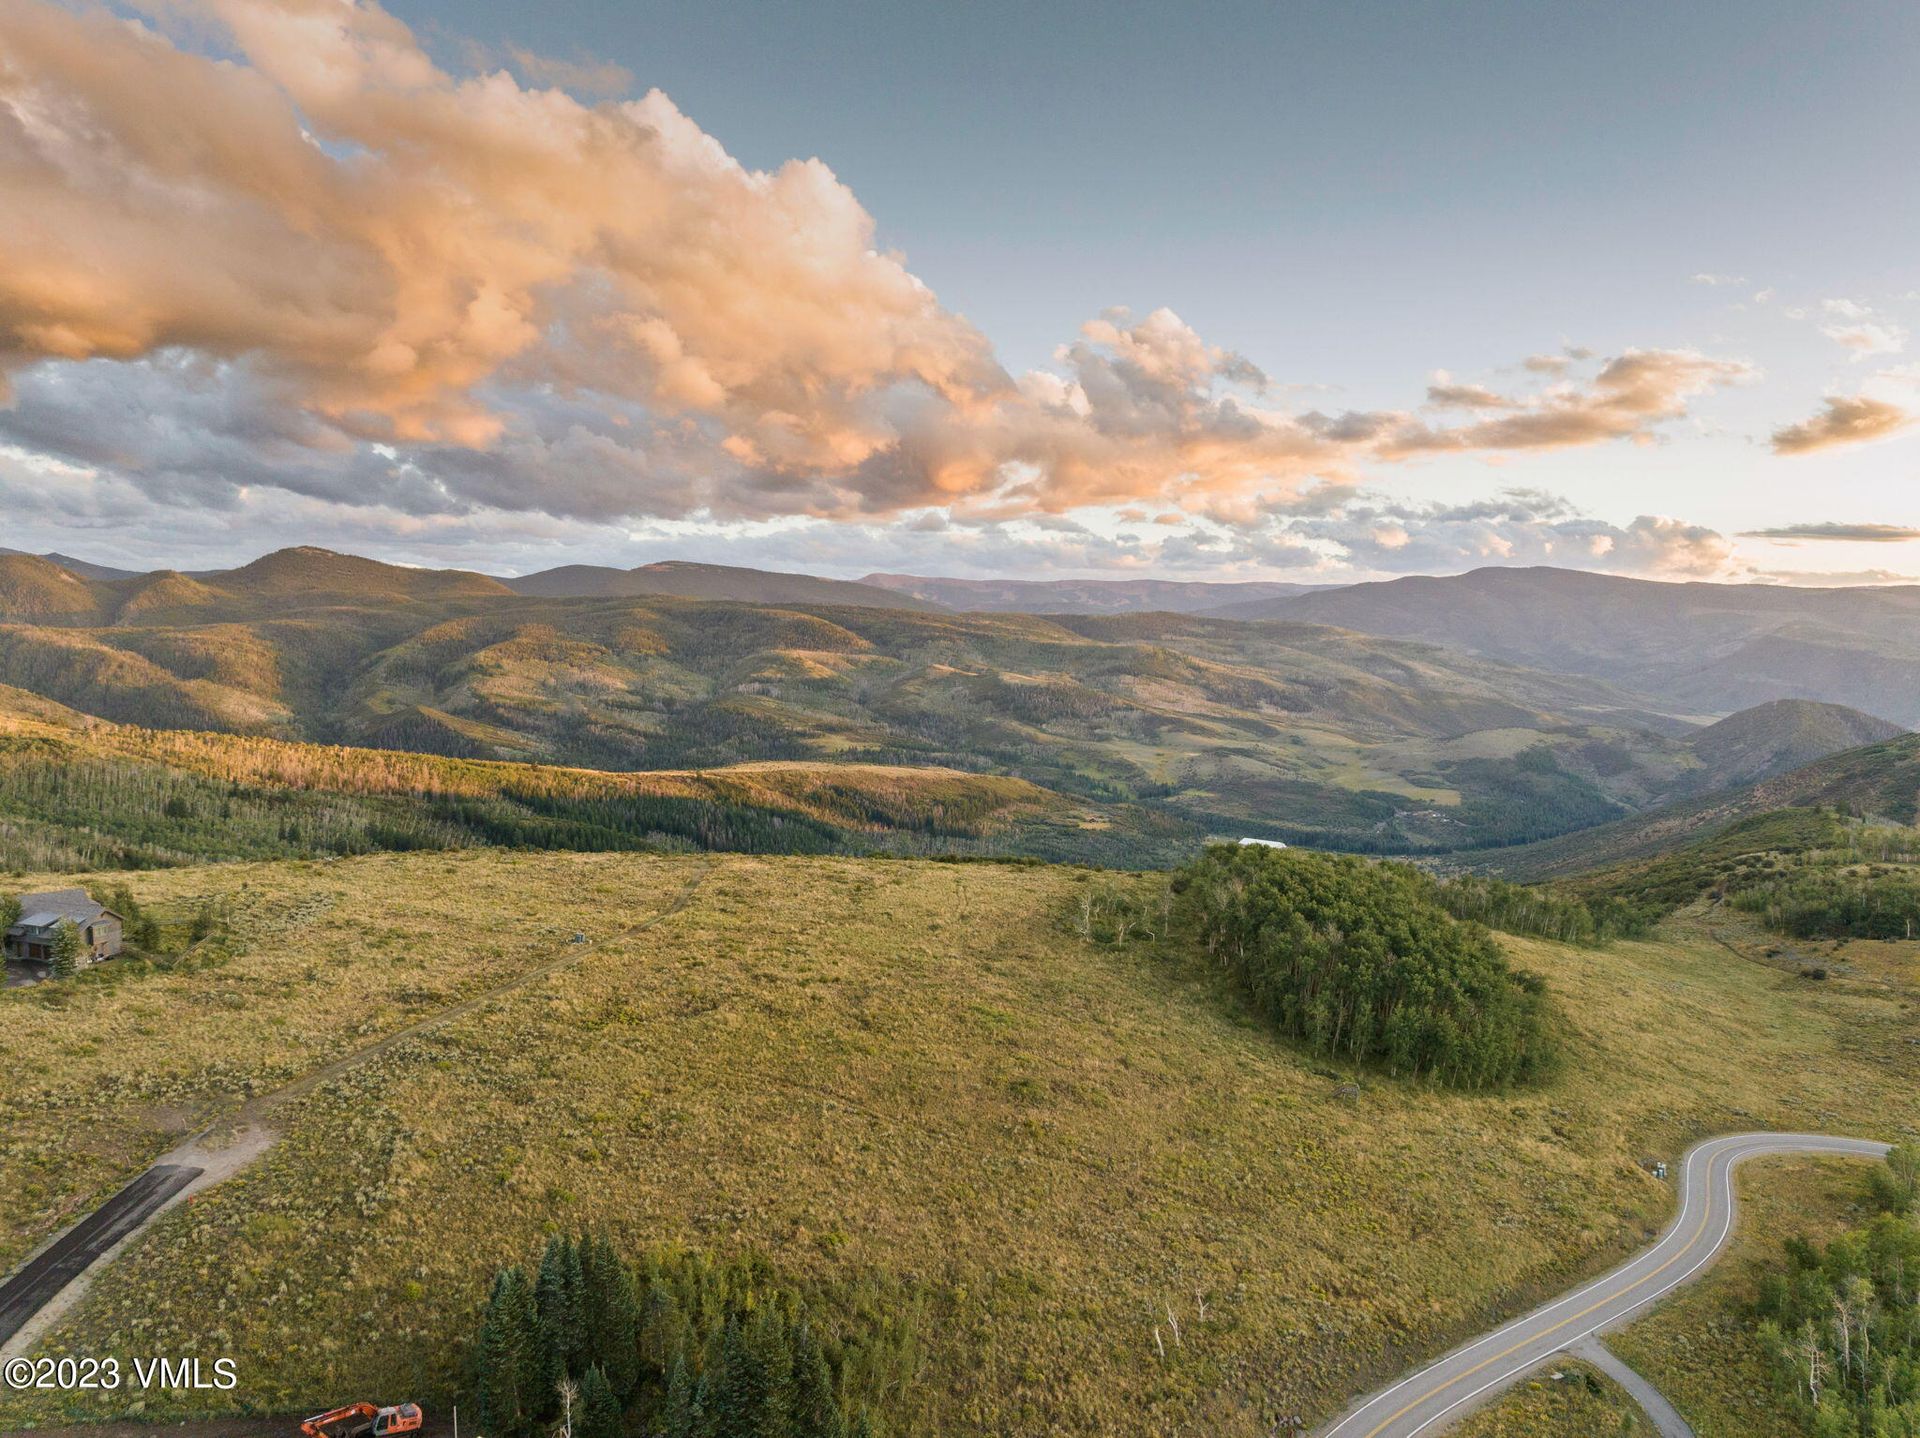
[1381,351,1754,456]
[0,0,1756,525]
[1771,395,1914,455]
[1739,521,1920,543]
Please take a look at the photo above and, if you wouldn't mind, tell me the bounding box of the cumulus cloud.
[1690,272,1748,287]
[1771,395,1914,454]
[0,0,1757,534]
[1273,491,1737,579]
[1373,350,1754,456]
[503,47,635,99]
[1424,376,1520,410]
[1739,522,1920,543]
[1823,322,1908,357]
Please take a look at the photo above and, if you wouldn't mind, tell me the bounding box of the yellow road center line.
[1355,1149,1730,1438]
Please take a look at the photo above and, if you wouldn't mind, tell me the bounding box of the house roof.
[9,888,111,930]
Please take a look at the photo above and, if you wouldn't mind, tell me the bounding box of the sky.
[1,0,1917,583]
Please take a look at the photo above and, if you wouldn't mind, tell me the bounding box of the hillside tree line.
[471,1236,916,1438]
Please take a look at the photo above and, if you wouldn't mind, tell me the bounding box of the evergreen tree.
[470,1236,911,1438]
[50,917,83,979]
[583,1235,641,1398]
[564,1235,590,1376]
[536,1235,583,1394]
[690,1370,716,1438]
[1,895,20,940]
[787,1323,835,1438]
[577,1365,621,1438]
[753,1306,795,1437]
[477,1266,542,1438]
[710,1315,770,1438]
[661,1353,696,1438]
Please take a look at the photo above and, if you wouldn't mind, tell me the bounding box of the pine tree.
[753,1306,795,1436]
[690,1369,716,1438]
[50,917,84,979]
[787,1323,835,1438]
[536,1235,582,1395]
[563,1235,590,1377]
[586,1237,641,1399]
[710,1315,770,1438]
[661,1353,696,1438]
[478,1266,542,1438]
[577,1364,621,1438]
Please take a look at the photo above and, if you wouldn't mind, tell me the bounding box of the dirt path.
[0,861,717,1358]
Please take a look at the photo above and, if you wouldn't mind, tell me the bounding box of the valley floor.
[0,854,1913,1435]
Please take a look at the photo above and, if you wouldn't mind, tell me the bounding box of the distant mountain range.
[1212,566,1920,726]
[0,548,942,613]
[861,574,1333,614]
[505,560,944,610]
[0,546,1908,855]
[15,547,1920,733]
[0,547,142,581]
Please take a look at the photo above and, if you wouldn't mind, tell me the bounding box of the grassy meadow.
[1451,1361,1641,1437]
[0,856,1915,1435]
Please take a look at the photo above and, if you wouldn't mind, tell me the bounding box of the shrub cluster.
[1176,845,1561,1089]
[1728,866,1920,941]
[1435,873,1651,946]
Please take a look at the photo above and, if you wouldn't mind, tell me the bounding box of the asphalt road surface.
[1316,1132,1890,1438]
[0,1165,203,1345]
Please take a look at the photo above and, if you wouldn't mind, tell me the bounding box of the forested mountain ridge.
[505,559,945,610]
[1481,730,1920,881]
[860,572,1330,614]
[0,549,1903,854]
[0,684,1181,869]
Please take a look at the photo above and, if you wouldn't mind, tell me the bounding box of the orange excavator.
[300,1403,424,1438]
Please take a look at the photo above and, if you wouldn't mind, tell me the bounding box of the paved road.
[1570,1338,1694,1438]
[1316,1132,1889,1438]
[0,1165,203,1344]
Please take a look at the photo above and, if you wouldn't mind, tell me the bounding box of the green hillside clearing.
[0,853,1913,1435]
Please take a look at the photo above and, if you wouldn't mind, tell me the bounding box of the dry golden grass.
[0,860,1914,1436]
[1451,1361,1639,1437]
[1607,1155,1882,1437]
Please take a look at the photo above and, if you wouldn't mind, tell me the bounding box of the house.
[4,888,125,965]
[1237,837,1290,850]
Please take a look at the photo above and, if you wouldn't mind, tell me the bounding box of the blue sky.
[0,0,1915,581]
